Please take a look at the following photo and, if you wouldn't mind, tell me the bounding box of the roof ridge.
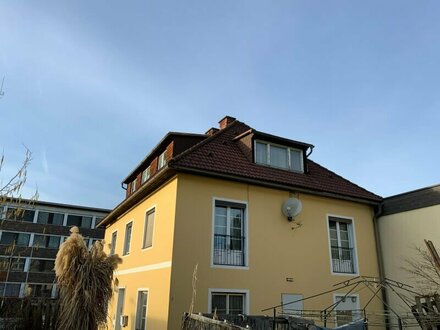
[308,159,382,200]
[169,120,248,165]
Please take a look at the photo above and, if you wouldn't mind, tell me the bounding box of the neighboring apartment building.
[99,116,384,330]
[0,198,108,299]
[378,185,440,315]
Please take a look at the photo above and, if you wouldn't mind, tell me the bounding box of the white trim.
[135,288,149,330]
[208,288,250,315]
[116,261,172,275]
[326,214,359,276]
[141,205,156,250]
[254,140,304,173]
[122,220,134,256]
[110,230,118,255]
[211,197,249,269]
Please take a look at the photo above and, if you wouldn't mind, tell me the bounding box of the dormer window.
[131,179,137,193]
[255,141,303,172]
[142,166,151,184]
[158,151,167,170]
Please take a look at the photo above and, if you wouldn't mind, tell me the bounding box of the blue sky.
[1,1,439,209]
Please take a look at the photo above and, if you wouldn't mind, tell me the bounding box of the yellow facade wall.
[104,177,178,330]
[379,205,440,314]
[167,174,383,329]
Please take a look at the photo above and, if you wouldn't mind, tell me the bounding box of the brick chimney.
[205,127,220,136]
[218,116,236,130]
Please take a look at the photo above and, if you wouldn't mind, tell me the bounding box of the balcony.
[331,246,355,274]
[213,234,245,266]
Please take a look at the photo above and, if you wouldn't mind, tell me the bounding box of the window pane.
[124,223,132,255]
[212,294,227,314]
[270,145,288,168]
[229,295,244,315]
[255,142,268,164]
[143,210,155,249]
[33,235,46,247]
[136,291,148,330]
[110,232,117,255]
[67,215,82,227]
[38,212,65,225]
[82,216,92,229]
[0,257,25,271]
[48,236,61,249]
[214,206,227,235]
[0,232,15,245]
[290,149,302,171]
[27,284,52,298]
[1,283,21,297]
[6,208,34,222]
[17,233,31,246]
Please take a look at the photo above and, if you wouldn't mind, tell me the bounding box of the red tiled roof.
[169,120,381,203]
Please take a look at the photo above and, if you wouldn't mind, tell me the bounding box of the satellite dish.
[282,198,302,221]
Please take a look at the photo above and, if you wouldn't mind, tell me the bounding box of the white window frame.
[123,221,133,256]
[131,179,137,193]
[110,230,117,255]
[254,140,304,173]
[208,288,250,315]
[142,206,156,250]
[326,214,359,276]
[158,151,167,170]
[211,198,249,269]
[135,288,149,330]
[141,166,151,184]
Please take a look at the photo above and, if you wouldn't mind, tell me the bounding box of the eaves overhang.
[122,132,207,184]
[99,167,177,228]
[168,164,381,206]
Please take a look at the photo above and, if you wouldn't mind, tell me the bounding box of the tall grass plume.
[55,226,121,330]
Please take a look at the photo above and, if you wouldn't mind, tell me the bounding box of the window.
[37,211,64,225]
[281,294,304,315]
[158,151,167,170]
[95,217,103,226]
[30,259,55,272]
[0,232,31,246]
[110,231,117,255]
[6,207,35,222]
[142,166,151,184]
[213,200,246,267]
[334,295,361,326]
[135,290,148,330]
[142,209,155,249]
[33,235,61,249]
[25,284,53,298]
[0,283,21,297]
[131,179,137,193]
[211,292,245,315]
[123,222,133,255]
[0,257,26,271]
[67,215,92,228]
[255,141,303,172]
[328,216,357,274]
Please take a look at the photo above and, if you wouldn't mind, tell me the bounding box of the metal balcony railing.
[331,246,355,274]
[213,234,245,266]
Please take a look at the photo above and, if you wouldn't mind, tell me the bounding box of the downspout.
[373,203,391,329]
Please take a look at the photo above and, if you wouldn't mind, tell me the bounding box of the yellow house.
[378,185,440,316]
[98,116,384,330]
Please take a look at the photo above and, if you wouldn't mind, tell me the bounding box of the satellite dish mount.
[282,198,302,222]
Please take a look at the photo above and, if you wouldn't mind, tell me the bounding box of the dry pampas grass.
[55,226,121,330]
